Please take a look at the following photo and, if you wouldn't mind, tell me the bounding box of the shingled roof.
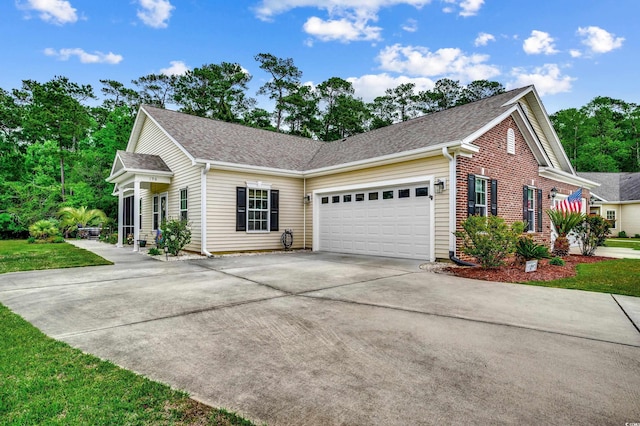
[578,172,640,201]
[139,86,532,172]
[116,151,172,172]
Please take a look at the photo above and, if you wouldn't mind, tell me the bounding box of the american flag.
[558,188,583,213]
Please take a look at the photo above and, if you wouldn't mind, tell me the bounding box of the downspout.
[442,147,476,267]
[200,162,213,257]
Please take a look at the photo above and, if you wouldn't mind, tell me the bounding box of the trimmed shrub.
[51,236,66,243]
[148,247,162,256]
[549,257,565,266]
[618,231,627,238]
[454,215,525,269]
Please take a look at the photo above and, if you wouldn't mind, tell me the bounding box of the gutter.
[200,162,213,257]
[442,147,477,267]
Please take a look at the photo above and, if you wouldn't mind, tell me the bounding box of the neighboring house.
[107,85,597,261]
[578,172,640,236]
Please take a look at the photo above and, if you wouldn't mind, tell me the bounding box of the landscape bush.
[574,214,612,256]
[160,218,191,256]
[547,210,585,257]
[454,215,525,269]
[618,230,627,238]
[28,219,61,241]
[549,257,565,266]
[515,236,551,262]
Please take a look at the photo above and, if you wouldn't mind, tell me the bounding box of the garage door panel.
[319,183,431,260]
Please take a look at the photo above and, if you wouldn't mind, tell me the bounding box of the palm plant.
[58,206,107,237]
[29,219,60,240]
[546,209,585,257]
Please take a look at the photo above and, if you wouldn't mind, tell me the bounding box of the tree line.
[550,97,640,173]
[0,52,635,238]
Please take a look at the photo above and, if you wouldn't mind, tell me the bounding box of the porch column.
[117,188,124,248]
[133,180,140,252]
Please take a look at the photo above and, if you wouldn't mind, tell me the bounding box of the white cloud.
[577,26,624,54]
[44,47,123,64]
[253,1,431,42]
[402,18,418,32]
[254,0,431,20]
[347,73,435,102]
[137,0,174,28]
[523,30,558,55]
[459,0,484,17]
[441,0,484,16]
[507,64,574,95]
[20,0,78,25]
[569,49,582,58]
[160,60,189,76]
[474,32,495,47]
[376,43,500,82]
[303,15,382,42]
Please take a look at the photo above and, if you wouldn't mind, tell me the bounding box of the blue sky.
[1,0,637,113]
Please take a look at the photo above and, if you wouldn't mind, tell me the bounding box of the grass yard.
[0,303,255,425]
[0,240,112,274]
[526,258,640,297]
[604,238,640,250]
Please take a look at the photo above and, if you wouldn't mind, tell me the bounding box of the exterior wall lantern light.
[549,187,557,199]
[434,178,446,194]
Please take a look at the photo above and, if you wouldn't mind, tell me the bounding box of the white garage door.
[318,183,431,260]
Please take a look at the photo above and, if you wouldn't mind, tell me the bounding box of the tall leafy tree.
[13,77,94,202]
[255,53,302,131]
[459,80,505,104]
[133,73,177,109]
[317,77,355,141]
[173,62,254,122]
[281,85,320,137]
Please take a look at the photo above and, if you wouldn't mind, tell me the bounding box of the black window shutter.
[236,187,246,231]
[490,179,498,216]
[467,174,476,216]
[537,188,543,232]
[523,186,529,223]
[270,190,279,232]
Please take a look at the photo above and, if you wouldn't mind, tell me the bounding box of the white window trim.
[153,192,168,231]
[475,177,488,217]
[246,185,271,233]
[606,210,616,229]
[526,187,536,232]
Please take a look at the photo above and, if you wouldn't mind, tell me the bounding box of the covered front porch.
[106,151,173,252]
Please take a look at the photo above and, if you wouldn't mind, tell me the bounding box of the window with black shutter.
[270,190,279,231]
[490,179,498,216]
[467,174,476,216]
[236,187,246,231]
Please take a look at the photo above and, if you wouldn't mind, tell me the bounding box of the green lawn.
[526,258,640,297]
[0,240,113,274]
[604,238,640,250]
[0,304,254,425]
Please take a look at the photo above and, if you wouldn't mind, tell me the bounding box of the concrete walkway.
[1,240,639,425]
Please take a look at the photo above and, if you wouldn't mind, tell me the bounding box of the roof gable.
[579,172,640,201]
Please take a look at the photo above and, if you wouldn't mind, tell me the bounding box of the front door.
[153,193,168,231]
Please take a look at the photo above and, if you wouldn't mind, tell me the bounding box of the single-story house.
[107,85,598,261]
[578,172,640,237]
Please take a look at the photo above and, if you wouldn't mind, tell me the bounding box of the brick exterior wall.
[455,116,588,259]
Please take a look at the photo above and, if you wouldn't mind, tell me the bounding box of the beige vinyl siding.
[133,117,202,252]
[305,156,450,259]
[206,169,305,252]
[519,97,561,169]
[620,203,640,236]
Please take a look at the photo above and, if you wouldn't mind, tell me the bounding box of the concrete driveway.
[1,241,640,425]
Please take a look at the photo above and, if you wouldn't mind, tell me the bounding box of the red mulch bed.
[444,255,612,283]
